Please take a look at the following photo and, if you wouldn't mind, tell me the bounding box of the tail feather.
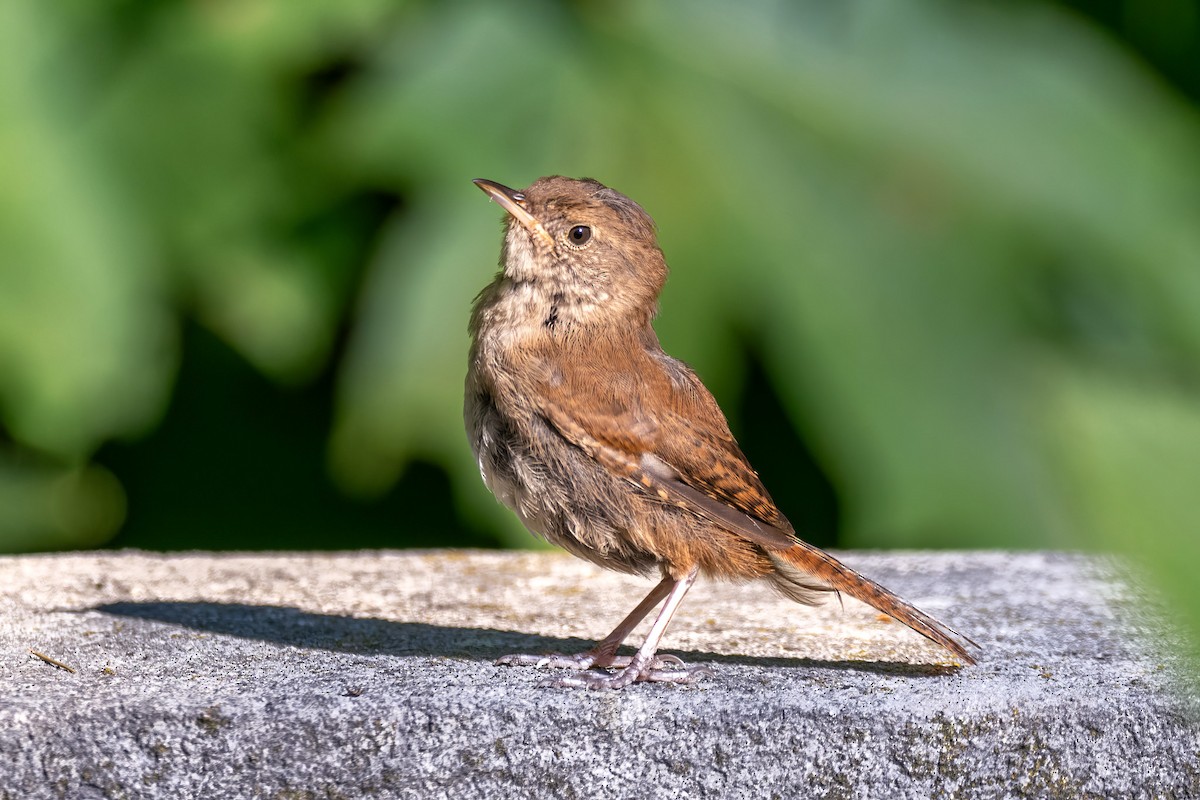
[767,543,979,665]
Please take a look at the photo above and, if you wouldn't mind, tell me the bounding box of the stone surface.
[0,549,1196,799]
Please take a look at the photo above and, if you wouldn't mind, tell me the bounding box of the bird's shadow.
[92,601,960,677]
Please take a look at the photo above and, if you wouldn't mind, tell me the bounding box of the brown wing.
[532,346,798,552]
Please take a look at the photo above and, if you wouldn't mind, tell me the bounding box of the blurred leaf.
[0,0,174,457]
[0,453,126,552]
[91,0,398,382]
[1044,364,1200,661]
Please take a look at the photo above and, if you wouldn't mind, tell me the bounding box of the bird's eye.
[567,225,592,246]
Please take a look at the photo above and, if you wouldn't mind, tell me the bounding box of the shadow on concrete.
[93,601,960,677]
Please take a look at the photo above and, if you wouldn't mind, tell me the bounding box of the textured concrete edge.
[2,676,1198,799]
[2,550,1199,798]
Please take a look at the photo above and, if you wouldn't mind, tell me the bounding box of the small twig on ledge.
[29,649,76,674]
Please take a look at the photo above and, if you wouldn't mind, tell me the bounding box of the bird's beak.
[473,179,555,249]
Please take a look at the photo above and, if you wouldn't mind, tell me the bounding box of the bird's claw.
[539,664,712,690]
[495,651,688,672]
[494,652,596,670]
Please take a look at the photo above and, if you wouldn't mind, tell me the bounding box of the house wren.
[466,176,977,689]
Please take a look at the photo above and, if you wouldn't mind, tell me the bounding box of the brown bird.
[466,175,978,689]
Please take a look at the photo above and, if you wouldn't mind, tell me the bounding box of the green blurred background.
[2,0,1199,651]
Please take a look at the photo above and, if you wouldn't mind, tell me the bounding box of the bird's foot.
[496,649,710,689]
[539,660,712,690]
[495,651,686,671]
[495,652,599,670]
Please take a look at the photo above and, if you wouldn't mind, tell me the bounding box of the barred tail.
[767,543,979,665]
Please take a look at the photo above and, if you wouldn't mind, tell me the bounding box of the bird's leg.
[583,575,679,668]
[544,567,709,689]
[495,576,681,671]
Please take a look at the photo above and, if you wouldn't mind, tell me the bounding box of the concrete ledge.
[1,550,1196,798]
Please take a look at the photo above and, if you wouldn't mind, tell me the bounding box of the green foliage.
[1,0,1199,656]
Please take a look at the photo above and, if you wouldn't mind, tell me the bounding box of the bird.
[465,175,978,689]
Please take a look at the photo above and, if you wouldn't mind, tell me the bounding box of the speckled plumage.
[466,176,977,688]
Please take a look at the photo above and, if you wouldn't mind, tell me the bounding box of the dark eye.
[567,225,592,245]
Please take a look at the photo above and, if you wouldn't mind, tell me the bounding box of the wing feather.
[532,348,799,551]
